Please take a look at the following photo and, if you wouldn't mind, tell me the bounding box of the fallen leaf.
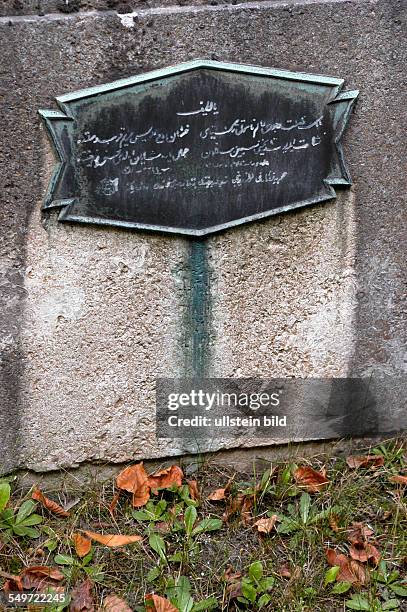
[116,463,184,508]
[116,463,150,508]
[187,480,200,500]
[276,563,292,578]
[253,515,278,533]
[102,594,132,612]
[145,593,178,612]
[148,465,184,492]
[32,487,70,518]
[223,566,242,599]
[83,531,142,547]
[294,466,329,492]
[11,566,64,591]
[346,455,384,469]
[2,572,23,592]
[108,492,121,517]
[222,493,244,522]
[347,522,374,544]
[241,495,254,524]
[349,542,381,565]
[208,488,228,501]
[73,533,92,558]
[389,474,407,485]
[69,578,94,612]
[208,476,234,501]
[325,548,368,585]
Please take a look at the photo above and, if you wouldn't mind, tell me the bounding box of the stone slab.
[0,0,406,473]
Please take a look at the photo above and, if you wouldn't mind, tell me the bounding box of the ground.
[0,438,406,611]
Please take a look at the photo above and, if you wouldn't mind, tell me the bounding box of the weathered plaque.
[40,60,358,236]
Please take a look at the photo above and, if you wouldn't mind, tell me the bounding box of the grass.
[0,438,406,611]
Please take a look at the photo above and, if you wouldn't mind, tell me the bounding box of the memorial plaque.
[40,60,358,236]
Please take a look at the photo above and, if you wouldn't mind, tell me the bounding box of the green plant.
[54,550,105,583]
[345,593,400,611]
[0,484,43,539]
[133,499,169,523]
[164,575,218,612]
[271,492,338,545]
[236,561,275,609]
[371,442,406,470]
[372,561,407,598]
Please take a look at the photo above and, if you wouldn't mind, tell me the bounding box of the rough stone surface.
[0,0,406,473]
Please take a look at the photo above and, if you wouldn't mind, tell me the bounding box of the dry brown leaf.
[347,522,374,544]
[349,542,381,565]
[187,480,200,500]
[116,463,184,508]
[17,566,64,591]
[148,465,184,492]
[83,531,142,547]
[116,463,150,508]
[241,495,254,524]
[222,493,243,521]
[73,533,92,558]
[346,455,385,469]
[208,476,234,501]
[294,466,329,492]
[208,488,228,501]
[2,573,23,592]
[276,563,292,578]
[145,593,178,612]
[253,515,278,533]
[223,566,242,599]
[102,594,132,612]
[325,548,368,585]
[389,474,407,485]
[31,487,70,518]
[108,492,121,517]
[69,578,94,612]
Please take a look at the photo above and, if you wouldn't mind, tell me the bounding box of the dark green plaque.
[39,60,358,236]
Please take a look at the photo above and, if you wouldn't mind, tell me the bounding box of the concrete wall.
[0,0,406,473]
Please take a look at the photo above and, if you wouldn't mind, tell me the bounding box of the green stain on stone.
[184,238,211,378]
